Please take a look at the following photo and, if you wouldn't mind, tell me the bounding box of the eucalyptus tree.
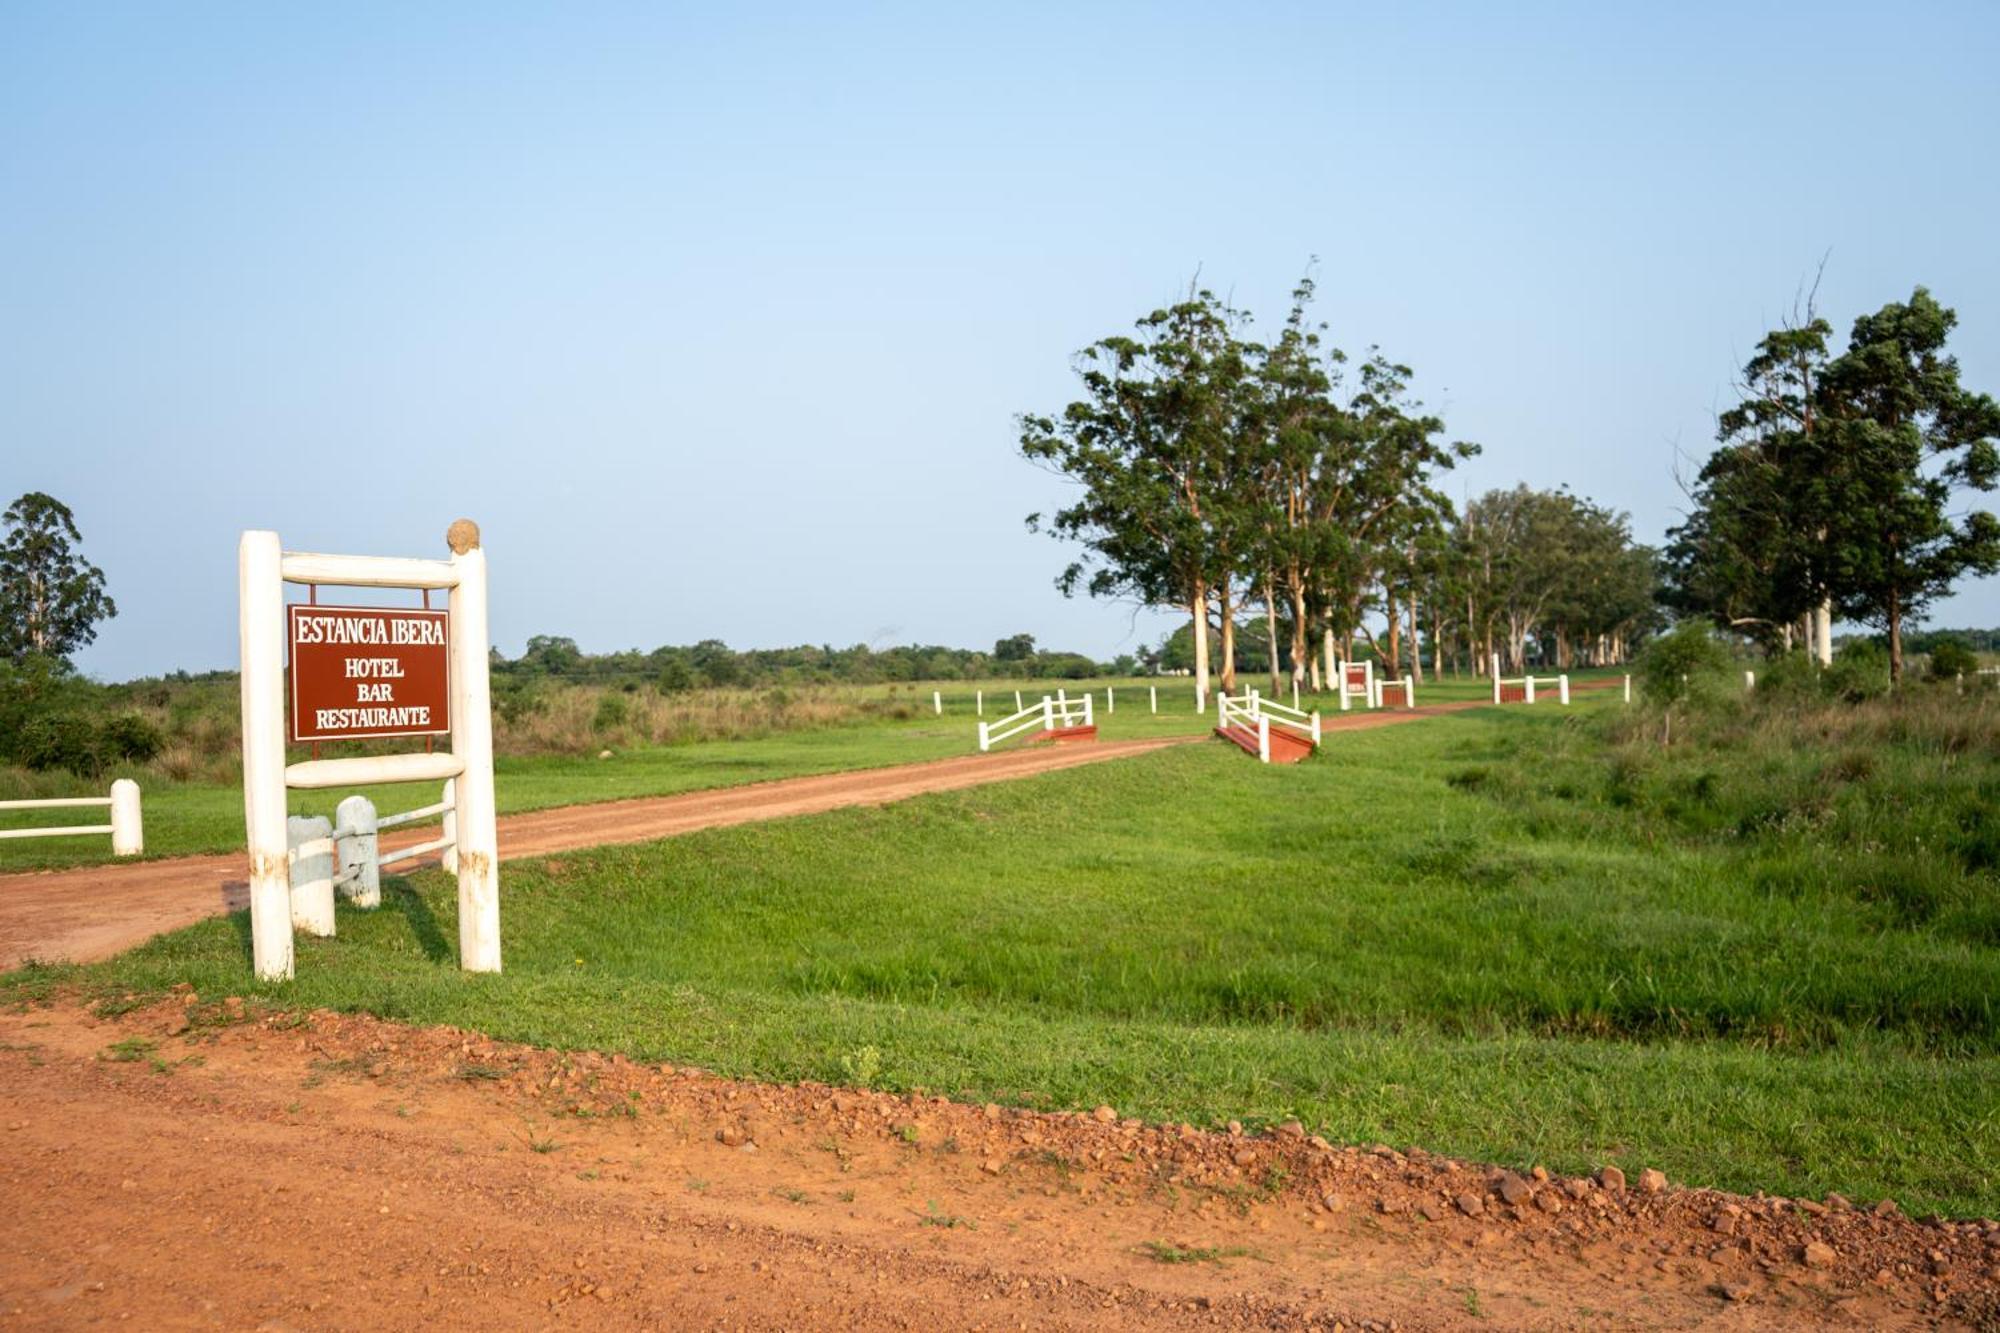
[1020,288,1255,704]
[0,492,116,664]
[1818,288,2000,682]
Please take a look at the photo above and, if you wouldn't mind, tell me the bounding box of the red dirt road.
[1,995,1988,1331]
[0,689,1605,971]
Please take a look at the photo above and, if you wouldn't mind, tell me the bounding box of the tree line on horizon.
[1018,274,1659,699]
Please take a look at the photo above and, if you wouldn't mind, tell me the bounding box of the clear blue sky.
[6,1,1997,679]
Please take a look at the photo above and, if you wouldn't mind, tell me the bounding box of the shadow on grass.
[384,879,453,964]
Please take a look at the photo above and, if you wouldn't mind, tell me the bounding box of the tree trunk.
[1263,579,1282,696]
[1190,581,1211,705]
[1219,586,1238,693]
[1386,590,1401,679]
[1289,584,1311,692]
[1887,586,1903,685]
[1814,599,1833,668]
[1323,622,1337,692]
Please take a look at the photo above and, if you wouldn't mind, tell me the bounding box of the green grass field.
[12,682,1994,1217]
[0,668,1530,871]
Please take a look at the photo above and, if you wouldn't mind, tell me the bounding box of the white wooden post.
[1042,697,1053,731]
[1404,675,1415,709]
[440,777,458,874]
[335,794,380,908]
[1339,674,1350,711]
[1084,693,1095,727]
[447,524,501,974]
[1150,685,1157,713]
[977,690,983,716]
[978,721,991,753]
[1014,689,1023,711]
[238,530,293,982]
[1744,670,1755,691]
[1525,676,1537,705]
[1257,714,1271,764]
[1623,674,1632,703]
[1558,674,1570,706]
[1292,680,1300,710]
[286,814,336,938]
[1310,712,1321,746]
[933,690,942,715]
[1107,686,1114,714]
[108,779,142,857]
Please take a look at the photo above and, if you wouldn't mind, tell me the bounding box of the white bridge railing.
[1218,689,1320,763]
[0,780,143,856]
[977,692,1094,752]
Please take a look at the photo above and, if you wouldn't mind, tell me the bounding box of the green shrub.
[1928,639,1980,681]
[590,693,630,733]
[1634,622,1733,704]
[99,713,163,764]
[1826,640,1890,701]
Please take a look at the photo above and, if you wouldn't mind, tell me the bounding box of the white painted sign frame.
[238,523,501,982]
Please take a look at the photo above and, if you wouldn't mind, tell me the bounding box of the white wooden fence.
[0,780,143,856]
[1490,654,1569,705]
[1218,689,1321,764]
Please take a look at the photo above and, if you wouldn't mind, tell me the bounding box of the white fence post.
[286,814,336,938]
[1492,655,1502,703]
[1310,712,1321,746]
[1084,693,1095,727]
[239,530,294,982]
[1107,686,1115,714]
[109,779,143,857]
[1015,689,1023,712]
[440,777,458,874]
[976,690,983,716]
[1525,676,1537,705]
[448,524,501,974]
[1257,714,1271,764]
[1623,674,1632,704]
[1559,674,1570,706]
[335,794,380,908]
[1404,675,1415,709]
[978,720,991,753]
[1042,697,1053,732]
[1744,669,1756,691]
[933,690,942,715]
[1150,685,1157,713]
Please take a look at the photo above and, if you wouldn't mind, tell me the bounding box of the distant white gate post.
[1107,686,1115,714]
[1525,676,1537,705]
[1558,674,1570,706]
[1744,669,1756,691]
[1491,654,1502,704]
[976,690,983,716]
[933,690,942,715]
[1403,675,1415,709]
[1623,674,1632,703]
[109,779,143,856]
[1257,714,1271,764]
[1150,685,1157,713]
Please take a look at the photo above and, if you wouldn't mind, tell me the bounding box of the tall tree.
[1021,288,1254,705]
[1817,288,2000,682]
[0,493,116,663]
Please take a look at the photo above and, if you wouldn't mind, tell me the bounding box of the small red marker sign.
[288,605,451,742]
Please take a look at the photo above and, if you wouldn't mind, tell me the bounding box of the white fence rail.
[0,780,143,855]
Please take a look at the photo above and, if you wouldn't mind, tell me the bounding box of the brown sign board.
[1344,664,1370,689]
[288,605,450,743]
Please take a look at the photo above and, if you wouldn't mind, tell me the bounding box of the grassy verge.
[11,687,1994,1216]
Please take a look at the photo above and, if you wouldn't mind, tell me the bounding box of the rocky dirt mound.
[1,990,1994,1330]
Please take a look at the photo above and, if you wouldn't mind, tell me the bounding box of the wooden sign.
[288,605,450,742]
[1344,663,1371,690]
